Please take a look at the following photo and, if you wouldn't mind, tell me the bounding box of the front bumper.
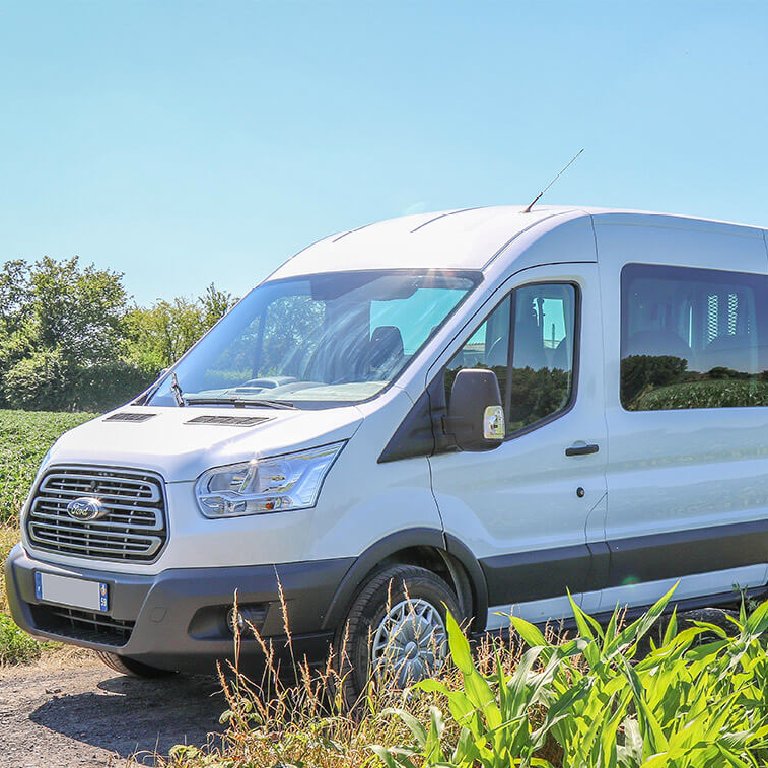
[4,544,354,673]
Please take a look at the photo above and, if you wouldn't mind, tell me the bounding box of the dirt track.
[0,655,225,767]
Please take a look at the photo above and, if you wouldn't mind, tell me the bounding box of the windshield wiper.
[184,396,297,410]
[170,372,186,407]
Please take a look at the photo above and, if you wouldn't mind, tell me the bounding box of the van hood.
[46,405,365,483]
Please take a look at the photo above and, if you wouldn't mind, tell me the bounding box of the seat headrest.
[368,326,404,369]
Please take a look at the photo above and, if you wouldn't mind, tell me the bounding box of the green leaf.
[505,646,545,717]
[568,592,599,641]
[453,726,482,764]
[444,611,502,731]
[603,605,620,647]
[622,658,669,757]
[662,607,678,646]
[445,610,474,674]
[425,706,447,762]
[509,615,548,649]
[382,708,427,749]
[370,745,418,768]
[744,599,768,636]
[604,582,677,657]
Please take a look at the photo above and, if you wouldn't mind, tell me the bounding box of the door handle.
[565,442,600,457]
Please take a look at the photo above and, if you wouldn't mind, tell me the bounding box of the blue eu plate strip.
[34,572,43,601]
[99,582,109,612]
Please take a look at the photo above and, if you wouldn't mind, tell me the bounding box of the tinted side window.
[508,284,576,431]
[445,283,577,436]
[620,264,768,410]
[444,296,511,413]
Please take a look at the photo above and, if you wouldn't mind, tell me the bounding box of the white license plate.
[34,572,109,613]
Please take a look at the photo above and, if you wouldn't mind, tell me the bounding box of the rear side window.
[445,282,577,436]
[620,264,768,410]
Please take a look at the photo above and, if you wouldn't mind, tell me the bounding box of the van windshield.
[146,270,480,409]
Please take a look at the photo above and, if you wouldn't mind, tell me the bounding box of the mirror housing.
[446,368,505,451]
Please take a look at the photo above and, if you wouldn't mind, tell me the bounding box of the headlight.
[195,442,345,518]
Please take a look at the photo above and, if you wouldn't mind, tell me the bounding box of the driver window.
[444,296,510,410]
[445,282,577,437]
[508,284,575,432]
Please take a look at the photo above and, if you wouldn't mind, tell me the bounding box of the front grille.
[31,604,134,646]
[26,467,167,562]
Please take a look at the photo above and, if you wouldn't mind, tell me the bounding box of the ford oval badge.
[66,497,105,521]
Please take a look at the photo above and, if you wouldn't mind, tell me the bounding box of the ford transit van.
[6,205,768,695]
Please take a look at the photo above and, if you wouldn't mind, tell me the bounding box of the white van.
[6,205,768,694]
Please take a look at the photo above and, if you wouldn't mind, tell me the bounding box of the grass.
[0,408,96,666]
[0,524,45,666]
[0,409,96,526]
[156,589,768,768]
[154,604,528,768]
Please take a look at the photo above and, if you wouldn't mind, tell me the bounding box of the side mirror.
[446,368,505,451]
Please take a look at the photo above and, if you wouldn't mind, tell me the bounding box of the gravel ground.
[0,655,225,767]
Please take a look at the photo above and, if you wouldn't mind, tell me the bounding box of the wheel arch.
[323,528,489,634]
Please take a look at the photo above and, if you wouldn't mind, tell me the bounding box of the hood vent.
[103,412,157,423]
[185,415,271,427]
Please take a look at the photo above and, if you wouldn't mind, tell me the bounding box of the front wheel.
[336,564,462,704]
[95,650,175,679]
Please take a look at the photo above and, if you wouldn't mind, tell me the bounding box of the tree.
[0,254,235,411]
[0,260,33,336]
[123,284,237,376]
[200,283,236,328]
[30,256,129,367]
[0,256,142,411]
[620,354,689,409]
[124,298,206,375]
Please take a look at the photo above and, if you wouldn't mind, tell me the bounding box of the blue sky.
[1,2,766,304]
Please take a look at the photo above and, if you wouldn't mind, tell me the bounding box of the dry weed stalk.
[157,580,528,767]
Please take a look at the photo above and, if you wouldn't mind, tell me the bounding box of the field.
[0,409,95,665]
[630,379,768,411]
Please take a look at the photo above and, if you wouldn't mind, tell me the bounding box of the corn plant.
[373,587,768,768]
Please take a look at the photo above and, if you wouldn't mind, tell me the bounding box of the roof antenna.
[522,148,584,213]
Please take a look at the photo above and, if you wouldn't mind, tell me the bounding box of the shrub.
[375,588,768,768]
[3,350,155,413]
[4,348,71,411]
[0,527,46,665]
[70,360,155,412]
[0,409,95,526]
[0,613,44,666]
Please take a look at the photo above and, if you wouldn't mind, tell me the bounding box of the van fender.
[322,528,489,634]
[443,532,489,632]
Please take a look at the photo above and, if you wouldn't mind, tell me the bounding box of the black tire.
[677,607,737,644]
[95,650,176,679]
[335,564,462,706]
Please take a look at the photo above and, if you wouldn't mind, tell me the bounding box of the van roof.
[268,205,766,279]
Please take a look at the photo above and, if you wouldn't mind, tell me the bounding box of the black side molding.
[378,390,436,463]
